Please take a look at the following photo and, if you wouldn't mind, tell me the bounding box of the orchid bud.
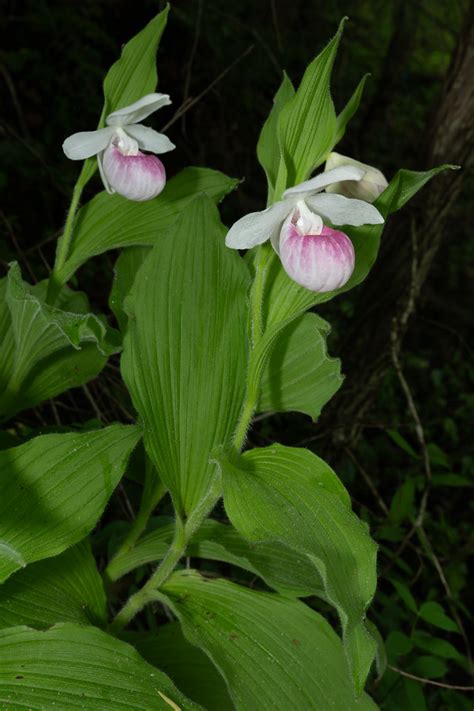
[102,145,166,202]
[278,201,355,292]
[324,152,388,203]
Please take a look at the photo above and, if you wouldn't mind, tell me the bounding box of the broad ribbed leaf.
[258,312,342,419]
[277,19,345,188]
[333,74,369,146]
[125,623,233,711]
[121,195,249,516]
[219,444,378,692]
[0,424,140,582]
[102,6,169,118]
[161,572,377,711]
[257,72,295,202]
[110,246,150,332]
[0,540,106,629]
[0,264,119,419]
[107,517,323,596]
[0,623,200,709]
[57,168,238,283]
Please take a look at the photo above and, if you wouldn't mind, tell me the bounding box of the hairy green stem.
[46,159,96,304]
[233,242,272,451]
[109,479,221,632]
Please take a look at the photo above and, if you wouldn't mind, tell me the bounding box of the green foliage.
[0,425,140,582]
[161,571,378,711]
[101,5,170,119]
[1,6,469,709]
[57,167,238,283]
[121,195,250,515]
[0,623,200,709]
[258,312,343,419]
[0,541,106,630]
[219,444,378,691]
[0,264,119,419]
[126,623,233,710]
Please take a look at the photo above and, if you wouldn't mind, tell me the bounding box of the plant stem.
[109,479,221,632]
[233,242,272,451]
[46,159,96,304]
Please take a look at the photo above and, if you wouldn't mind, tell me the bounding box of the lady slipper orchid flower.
[225,165,384,292]
[62,93,175,201]
[324,152,388,203]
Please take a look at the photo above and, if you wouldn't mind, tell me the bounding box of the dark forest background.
[1,0,473,708]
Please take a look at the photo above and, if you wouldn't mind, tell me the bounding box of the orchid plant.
[0,7,450,710]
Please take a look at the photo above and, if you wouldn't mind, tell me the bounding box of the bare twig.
[160,44,255,133]
[388,664,474,691]
[181,0,203,133]
[345,447,389,515]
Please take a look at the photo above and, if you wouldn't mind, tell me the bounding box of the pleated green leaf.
[125,623,233,711]
[110,246,151,332]
[219,444,378,692]
[0,264,119,419]
[161,572,378,711]
[0,424,140,583]
[0,540,106,629]
[258,312,343,419]
[0,623,201,710]
[102,6,169,119]
[256,72,295,202]
[107,517,324,597]
[121,195,250,516]
[276,19,345,188]
[333,73,370,146]
[58,167,239,283]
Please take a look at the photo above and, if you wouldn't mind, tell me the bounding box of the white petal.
[125,124,176,154]
[225,200,291,250]
[106,93,171,126]
[101,144,167,201]
[283,165,364,198]
[62,127,114,160]
[305,193,384,227]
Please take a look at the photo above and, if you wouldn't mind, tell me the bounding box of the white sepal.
[62,127,114,160]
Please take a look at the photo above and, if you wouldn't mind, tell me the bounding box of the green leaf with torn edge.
[258,312,343,420]
[160,572,378,711]
[0,263,119,419]
[0,424,140,583]
[219,444,378,693]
